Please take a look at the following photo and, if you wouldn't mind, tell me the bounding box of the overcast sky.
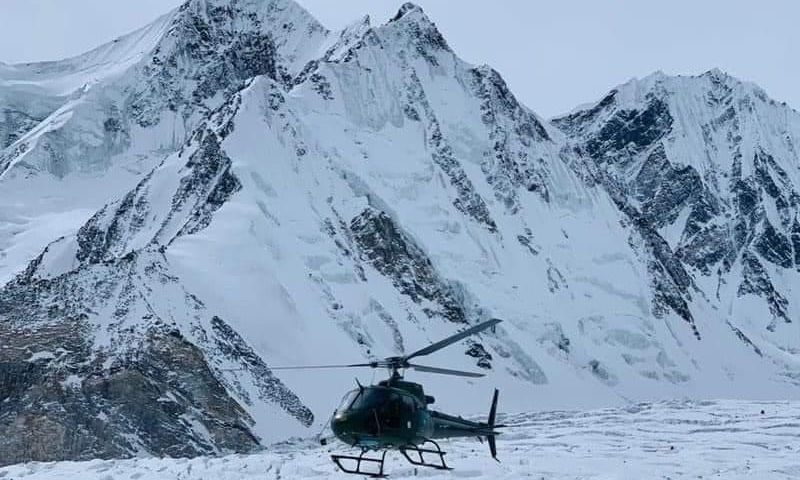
[0,0,796,117]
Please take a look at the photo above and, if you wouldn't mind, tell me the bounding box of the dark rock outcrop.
[351,208,467,323]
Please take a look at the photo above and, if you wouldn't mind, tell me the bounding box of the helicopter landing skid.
[331,449,387,478]
[399,439,453,471]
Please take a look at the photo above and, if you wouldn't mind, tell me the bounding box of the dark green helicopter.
[271,318,504,477]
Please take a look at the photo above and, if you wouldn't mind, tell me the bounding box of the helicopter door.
[401,395,416,430]
[383,393,402,429]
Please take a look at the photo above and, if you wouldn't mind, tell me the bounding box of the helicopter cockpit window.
[349,389,390,411]
[336,389,360,412]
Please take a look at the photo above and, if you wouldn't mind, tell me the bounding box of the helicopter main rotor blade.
[218,363,379,372]
[409,363,485,378]
[403,318,502,362]
[267,362,378,370]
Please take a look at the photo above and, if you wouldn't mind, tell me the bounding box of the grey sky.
[0,0,795,117]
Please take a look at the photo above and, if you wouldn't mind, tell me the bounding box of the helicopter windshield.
[350,389,389,411]
[336,389,360,412]
[335,388,394,412]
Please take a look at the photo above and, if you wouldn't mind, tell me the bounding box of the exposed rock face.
[2,1,800,469]
[351,208,467,323]
[465,340,493,369]
[471,66,553,209]
[0,321,260,465]
[0,109,45,150]
[0,236,312,465]
[128,1,285,127]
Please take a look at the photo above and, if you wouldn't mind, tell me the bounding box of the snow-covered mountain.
[553,69,800,359]
[1,0,799,466]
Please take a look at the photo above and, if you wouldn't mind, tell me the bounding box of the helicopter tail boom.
[428,388,502,461]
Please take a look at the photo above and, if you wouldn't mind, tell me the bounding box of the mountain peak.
[631,68,753,94]
[382,1,450,56]
[391,2,426,21]
[702,67,729,79]
[607,68,761,108]
[180,0,292,11]
[173,0,328,37]
[618,70,667,91]
[645,69,668,79]
[696,68,770,100]
[162,0,328,71]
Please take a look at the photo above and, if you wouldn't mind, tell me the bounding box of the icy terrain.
[2,400,799,479]
[2,0,800,466]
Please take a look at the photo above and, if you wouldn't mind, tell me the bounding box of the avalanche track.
[3,400,799,480]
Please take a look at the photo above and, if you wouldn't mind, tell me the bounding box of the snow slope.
[2,0,800,467]
[2,400,799,479]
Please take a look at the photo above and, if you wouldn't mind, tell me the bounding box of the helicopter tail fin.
[487,388,499,461]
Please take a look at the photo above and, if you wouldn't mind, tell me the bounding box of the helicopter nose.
[330,412,349,436]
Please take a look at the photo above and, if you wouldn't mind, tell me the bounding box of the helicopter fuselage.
[329,379,497,450]
[330,381,432,449]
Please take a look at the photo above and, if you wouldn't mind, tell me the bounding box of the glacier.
[2,400,799,479]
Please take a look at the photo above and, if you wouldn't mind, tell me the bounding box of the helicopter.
[268,318,504,477]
